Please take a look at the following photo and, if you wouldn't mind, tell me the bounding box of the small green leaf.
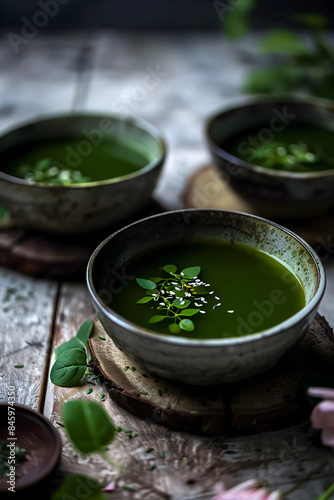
[76,319,94,345]
[163,264,177,274]
[259,29,306,55]
[86,388,93,394]
[179,319,195,332]
[136,278,157,290]
[136,296,153,304]
[62,400,115,454]
[55,319,93,359]
[172,298,190,309]
[148,315,166,324]
[180,309,199,316]
[145,289,158,296]
[98,335,106,341]
[51,474,106,500]
[14,364,24,369]
[169,323,181,334]
[50,348,87,387]
[181,266,201,279]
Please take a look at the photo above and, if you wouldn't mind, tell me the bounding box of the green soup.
[226,123,334,173]
[110,240,305,339]
[2,136,152,185]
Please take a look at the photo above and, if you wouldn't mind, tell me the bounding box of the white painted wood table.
[0,31,334,499]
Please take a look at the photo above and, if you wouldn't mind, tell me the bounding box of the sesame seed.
[161,290,165,294]
[194,303,202,307]
[170,291,175,295]
[215,296,220,300]
[159,302,165,306]
[209,291,214,295]
[227,309,234,313]
[204,284,210,287]
[175,287,181,291]
[200,310,206,314]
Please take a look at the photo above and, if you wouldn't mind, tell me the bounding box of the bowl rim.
[0,111,167,189]
[86,208,326,347]
[0,403,62,490]
[205,93,334,179]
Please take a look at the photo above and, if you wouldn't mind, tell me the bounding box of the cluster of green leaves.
[252,141,334,172]
[221,3,334,100]
[0,441,26,478]
[50,320,94,387]
[136,265,210,333]
[18,158,91,185]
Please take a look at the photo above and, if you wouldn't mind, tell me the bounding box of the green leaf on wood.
[136,296,153,304]
[62,400,115,454]
[50,348,87,387]
[163,264,177,273]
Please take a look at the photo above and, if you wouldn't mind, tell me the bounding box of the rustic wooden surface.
[1,31,334,499]
[89,314,333,436]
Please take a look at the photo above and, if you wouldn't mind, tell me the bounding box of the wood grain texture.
[88,314,334,436]
[0,267,58,410]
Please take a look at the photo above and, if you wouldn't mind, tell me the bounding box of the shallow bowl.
[0,112,166,233]
[87,209,325,385]
[206,95,334,219]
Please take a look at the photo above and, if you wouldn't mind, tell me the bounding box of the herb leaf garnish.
[62,400,115,454]
[50,348,87,387]
[136,265,220,333]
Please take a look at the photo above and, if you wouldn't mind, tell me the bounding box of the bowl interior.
[0,113,165,184]
[207,96,334,171]
[89,210,322,337]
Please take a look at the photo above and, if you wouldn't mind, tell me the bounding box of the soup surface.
[109,240,305,339]
[2,136,152,185]
[225,123,334,173]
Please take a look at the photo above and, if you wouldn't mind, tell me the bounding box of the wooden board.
[0,267,59,411]
[0,200,165,279]
[182,164,334,245]
[89,314,334,436]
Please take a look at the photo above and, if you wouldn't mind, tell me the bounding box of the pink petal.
[311,401,334,428]
[103,480,116,492]
[229,479,261,492]
[308,387,334,400]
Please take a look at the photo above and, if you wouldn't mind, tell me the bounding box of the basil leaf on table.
[50,348,87,387]
[62,400,115,454]
[55,319,93,359]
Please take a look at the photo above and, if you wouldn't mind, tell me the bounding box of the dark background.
[0,0,333,31]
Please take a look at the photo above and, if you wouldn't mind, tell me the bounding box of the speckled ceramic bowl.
[206,95,334,219]
[87,209,325,385]
[0,112,165,233]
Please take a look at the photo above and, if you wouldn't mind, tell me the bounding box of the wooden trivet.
[89,314,334,436]
[0,200,164,278]
[183,164,334,245]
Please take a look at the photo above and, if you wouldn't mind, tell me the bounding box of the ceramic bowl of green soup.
[206,95,334,218]
[87,209,325,385]
[0,112,165,233]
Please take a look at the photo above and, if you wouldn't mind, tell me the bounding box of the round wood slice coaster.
[89,314,334,436]
[182,164,334,245]
[0,200,164,278]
